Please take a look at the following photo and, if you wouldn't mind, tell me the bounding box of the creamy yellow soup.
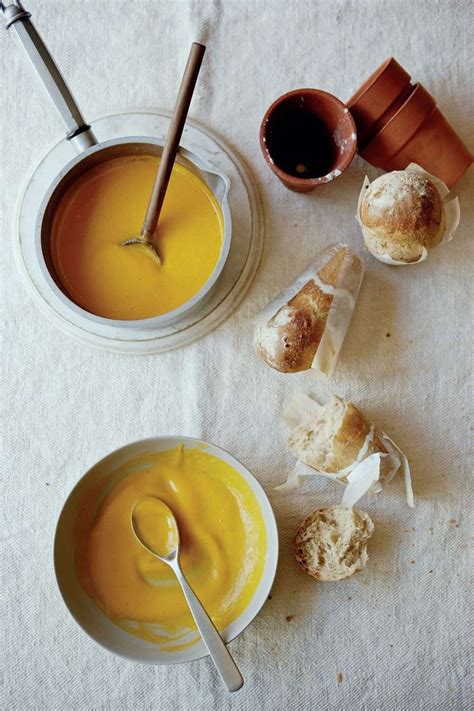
[50,155,223,320]
[75,446,266,650]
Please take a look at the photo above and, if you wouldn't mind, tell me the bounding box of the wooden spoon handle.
[142,42,206,238]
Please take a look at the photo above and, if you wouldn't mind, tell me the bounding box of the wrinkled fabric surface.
[1,1,472,709]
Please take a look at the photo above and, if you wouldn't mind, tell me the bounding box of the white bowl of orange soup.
[54,437,278,664]
[37,138,232,327]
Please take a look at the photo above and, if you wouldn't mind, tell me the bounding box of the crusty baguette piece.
[359,170,445,262]
[294,505,374,581]
[288,395,387,473]
[254,246,356,373]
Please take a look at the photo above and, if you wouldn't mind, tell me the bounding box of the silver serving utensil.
[122,43,206,265]
[131,496,243,692]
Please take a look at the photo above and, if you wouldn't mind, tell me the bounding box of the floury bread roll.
[360,170,444,262]
[294,505,374,581]
[357,164,460,264]
[288,395,388,474]
[253,243,363,379]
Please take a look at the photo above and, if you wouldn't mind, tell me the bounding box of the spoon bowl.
[121,235,163,265]
[131,496,179,561]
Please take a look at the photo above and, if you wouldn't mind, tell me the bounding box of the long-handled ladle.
[122,42,206,263]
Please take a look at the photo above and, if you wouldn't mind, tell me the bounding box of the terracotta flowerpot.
[387,108,473,188]
[369,83,416,137]
[360,84,436,166]
[347,57,412,147]
[260,88,357,193]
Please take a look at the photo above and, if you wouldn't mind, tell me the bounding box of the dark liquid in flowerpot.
[266,104,337,179]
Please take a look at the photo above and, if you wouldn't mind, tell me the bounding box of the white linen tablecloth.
[2,1,472,709]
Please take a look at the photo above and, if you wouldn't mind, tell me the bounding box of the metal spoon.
[131,496,244,692]
[121,42,206,264]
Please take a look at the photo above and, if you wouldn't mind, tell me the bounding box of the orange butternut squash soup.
[50,155,223,320]
[74,446,266,651]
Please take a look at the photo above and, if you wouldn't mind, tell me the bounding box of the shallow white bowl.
[54,436,278,664]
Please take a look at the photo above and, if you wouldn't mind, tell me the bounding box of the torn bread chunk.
[253,243,363,378]
[288,395,387,474]
[279,392,414,507]
[294,505,374,581]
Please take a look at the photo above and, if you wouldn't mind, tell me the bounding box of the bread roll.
[288,395,387,474]
[359,170,445,262]
[294,505,374,581]
[254,244,363,374]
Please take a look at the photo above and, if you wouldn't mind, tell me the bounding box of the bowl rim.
[259,88,357,188]
[35,137,232,329]
[53,435,279,665]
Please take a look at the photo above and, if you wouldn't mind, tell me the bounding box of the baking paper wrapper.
[340,452,382,508]
[253,243,364,380]
[276,392,414,507]
[356,163,460,265]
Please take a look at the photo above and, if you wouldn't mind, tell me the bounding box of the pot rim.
[346,57,411,108]
[360,83,436,162]
[259,88,357,188]
[35,136,232,329]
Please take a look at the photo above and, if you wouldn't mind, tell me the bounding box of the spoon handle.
[172,561,244,692]
[142,42,206,239]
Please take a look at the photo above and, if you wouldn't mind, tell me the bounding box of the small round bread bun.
[294,505,374,581]
[359,170,445,262]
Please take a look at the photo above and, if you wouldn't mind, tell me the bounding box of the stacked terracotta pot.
[347,58,472,188]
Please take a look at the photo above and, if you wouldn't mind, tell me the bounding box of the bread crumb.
[337,672,343,684]
[348,596,352,600]
[428,569,433,574]
[386,332,391,337]
[410,560,416,564]
[286,615,295,622]
[448,518,460,528]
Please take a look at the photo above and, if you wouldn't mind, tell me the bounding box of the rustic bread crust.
[331,402,387,471]
[288,396,388,474]
[360,171,445,262]
[254,247,352,373]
